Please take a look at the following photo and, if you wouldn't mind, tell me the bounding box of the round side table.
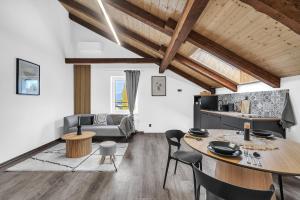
[62,131,96,158]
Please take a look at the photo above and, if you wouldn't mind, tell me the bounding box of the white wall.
[71,22,205,133]
[0,0,74,163]
[216,76,300,143]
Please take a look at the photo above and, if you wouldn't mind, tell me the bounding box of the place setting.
[207,141,242,158]
[195,123,282,167]
[185,128,209,141]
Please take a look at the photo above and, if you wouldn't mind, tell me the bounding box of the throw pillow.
[93,113,107,126]
[79,116,94,125]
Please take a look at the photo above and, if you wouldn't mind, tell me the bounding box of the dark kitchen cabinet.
[221,115,250,130]
[194,110,286,138]
[200,112,221,129]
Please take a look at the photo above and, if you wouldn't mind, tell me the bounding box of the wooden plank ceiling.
[59,0,300,91]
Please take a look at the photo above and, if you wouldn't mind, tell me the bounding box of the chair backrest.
[192,164,274,200]
[165,130,185,148]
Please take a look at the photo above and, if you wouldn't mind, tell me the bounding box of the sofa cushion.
[107,114,127,125]
[93,113,107,126]
[106,115,114,125]
[81,125,121,136]
[80,116,94,125]
[64,115,78,129]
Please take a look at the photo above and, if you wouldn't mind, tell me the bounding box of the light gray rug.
[6,143,128,172]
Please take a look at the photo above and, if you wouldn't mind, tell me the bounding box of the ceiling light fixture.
[97,0,121,45]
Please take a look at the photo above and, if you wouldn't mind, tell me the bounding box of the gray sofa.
[64,114,127,137]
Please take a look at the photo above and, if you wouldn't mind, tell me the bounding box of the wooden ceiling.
[59,0,300,92]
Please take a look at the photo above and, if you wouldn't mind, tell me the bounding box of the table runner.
[214,133,279,151]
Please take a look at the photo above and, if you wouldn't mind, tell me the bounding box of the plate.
[208,145,242,157]
[209,141,239,155]
[189,128,209,136]
[252,129,274,137]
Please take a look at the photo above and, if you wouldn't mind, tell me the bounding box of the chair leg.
[111,157,117,172]
[163,158,171,189]
[196,186,200,200]
[100,155,105,164]
[278,174,284,200]
[174,160,178,174]
[192,167,197,199]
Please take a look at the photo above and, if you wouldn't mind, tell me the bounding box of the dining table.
[184,129,300,200]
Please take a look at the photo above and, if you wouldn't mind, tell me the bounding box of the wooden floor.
[0,133,300,200]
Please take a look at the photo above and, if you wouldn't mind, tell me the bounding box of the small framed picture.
[151,76,166,96]
[16,58,40,95]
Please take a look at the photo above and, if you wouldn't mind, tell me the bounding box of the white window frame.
[110,76,138,114]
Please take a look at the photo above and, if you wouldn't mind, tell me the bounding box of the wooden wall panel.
[74,65,91,114]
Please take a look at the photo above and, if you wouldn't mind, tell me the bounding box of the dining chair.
[278,174,285,200]
[192,164,275,200]
[163,129,203,196]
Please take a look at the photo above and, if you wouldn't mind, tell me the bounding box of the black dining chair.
[278,174,284,200]
[163,129,203,195]
[192,164,275,200]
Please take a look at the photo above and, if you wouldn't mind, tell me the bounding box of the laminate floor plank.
[0,133,299,200]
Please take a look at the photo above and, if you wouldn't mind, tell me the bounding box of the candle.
[244,122,251,129]
[244,122,250,141]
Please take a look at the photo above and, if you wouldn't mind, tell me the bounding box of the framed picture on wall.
[151,76,166,96]
[16,58,40,95]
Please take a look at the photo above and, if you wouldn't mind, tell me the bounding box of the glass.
[114,80,128,110]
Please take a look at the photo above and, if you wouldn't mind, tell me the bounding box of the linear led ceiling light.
[97,0,121,45]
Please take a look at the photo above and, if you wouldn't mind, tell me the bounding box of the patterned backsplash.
[218,90,288,118]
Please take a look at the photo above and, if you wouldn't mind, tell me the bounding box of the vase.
[77,125,82,135]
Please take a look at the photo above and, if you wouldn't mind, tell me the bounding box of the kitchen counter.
[194,109,285,138]
[200,110,280,121]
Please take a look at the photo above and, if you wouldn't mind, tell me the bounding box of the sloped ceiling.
[59,0,300,91]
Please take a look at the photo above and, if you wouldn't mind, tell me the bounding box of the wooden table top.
[184,129,300,176]
[62,131,96,141]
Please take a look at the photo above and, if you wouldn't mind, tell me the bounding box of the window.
[111,76,138,114]
[111,76,129,113]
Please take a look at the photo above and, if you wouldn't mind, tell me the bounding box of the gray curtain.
[125,70,140,130]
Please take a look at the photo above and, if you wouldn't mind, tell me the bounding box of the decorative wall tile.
[218,90,288,118]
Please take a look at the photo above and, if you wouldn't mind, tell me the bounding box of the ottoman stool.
[99,141,117,171]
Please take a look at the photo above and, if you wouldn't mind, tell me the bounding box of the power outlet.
[148,124,152,127]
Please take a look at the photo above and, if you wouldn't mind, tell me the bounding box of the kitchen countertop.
[200,109,280,121]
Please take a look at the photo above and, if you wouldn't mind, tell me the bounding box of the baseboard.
[0,139,61,169]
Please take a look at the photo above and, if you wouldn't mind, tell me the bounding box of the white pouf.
[99,141,117,171]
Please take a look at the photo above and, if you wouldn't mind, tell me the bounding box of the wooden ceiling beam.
[104,0,170,35]
[60,0,160,51]
[69,14,152,59]
[187,31,280,88]
[67,3,237,91]
[160,46,237,91]
[106,0,280,88]
[160,0,209,72]
[241,0,300,35]
[168,65,215,93]
[175,54,237,92]
[65,58,161,64]
[68,14,213,91]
